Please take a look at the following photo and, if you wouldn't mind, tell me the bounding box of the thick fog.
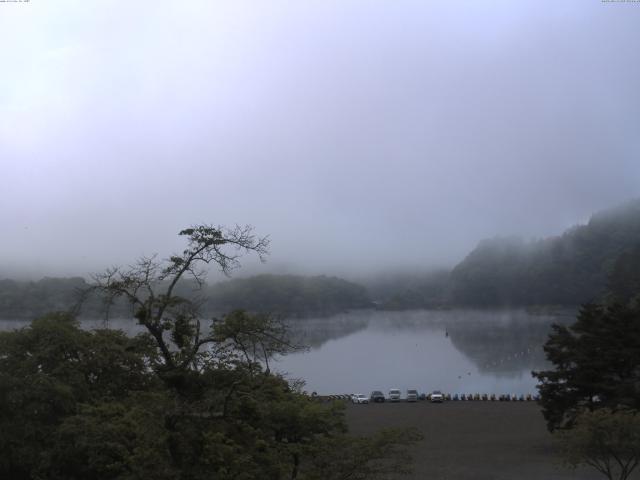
[1,1,639,280]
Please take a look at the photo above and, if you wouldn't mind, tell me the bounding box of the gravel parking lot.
[346,401,615,480]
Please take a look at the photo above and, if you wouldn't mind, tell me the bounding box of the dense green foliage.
[0,312,420,479]
[206,274,372,317]
[556,409,640,480]
[0,313,160,479]
[0,224,420,479]
[533,302,640,431]
[450,200,640,307]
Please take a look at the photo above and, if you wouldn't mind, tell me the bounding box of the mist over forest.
[2,2,640,284]
[3,198,639,319]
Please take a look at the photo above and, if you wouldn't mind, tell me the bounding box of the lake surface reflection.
[277,309,574,396]
[0,309,574,397]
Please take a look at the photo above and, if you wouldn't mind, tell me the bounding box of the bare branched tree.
[87,224,269,372]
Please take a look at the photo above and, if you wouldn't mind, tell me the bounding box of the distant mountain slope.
[0,274,372,320]
[450,199,640,306]
[0,277,90,319]
[205,274,372,317]
[366,270,450,310]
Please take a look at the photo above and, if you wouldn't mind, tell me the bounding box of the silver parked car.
[351,393,369,404]
[430,390,444,403]
[406,389,418,402]
[388,388,401,402]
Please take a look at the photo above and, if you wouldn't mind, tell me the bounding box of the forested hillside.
[449,199,640,306]
[205,274,372,317]
[365,270,450,310]
[0,277,95,319]
[0,274,372,320]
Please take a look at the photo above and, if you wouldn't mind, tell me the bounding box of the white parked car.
[430,390,444,403]
[351,393,369,404]
[388,388,401,402]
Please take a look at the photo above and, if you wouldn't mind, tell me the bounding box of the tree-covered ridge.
[0,274,372,320]
[371,270,450,310]
[0,277,93,319]
[3,199,640,315]
[205,274,372,317]
[450,199,640,307]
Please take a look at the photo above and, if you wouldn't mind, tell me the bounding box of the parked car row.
[351,389,447,403]
[350,391,540,403]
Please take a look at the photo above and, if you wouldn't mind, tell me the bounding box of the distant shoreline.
[0,305,581,323]
[0,304,581,324]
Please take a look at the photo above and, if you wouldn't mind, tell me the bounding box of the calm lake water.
[0,309,574,396]
[277,309,574,396]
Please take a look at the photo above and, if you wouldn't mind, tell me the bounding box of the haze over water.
[277,309,565,395]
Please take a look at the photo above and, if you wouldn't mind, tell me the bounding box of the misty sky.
[1,1,640,280]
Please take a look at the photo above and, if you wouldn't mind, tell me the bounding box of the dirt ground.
[346,401,628,480]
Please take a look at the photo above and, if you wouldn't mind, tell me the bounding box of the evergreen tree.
[533,303,640,431]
